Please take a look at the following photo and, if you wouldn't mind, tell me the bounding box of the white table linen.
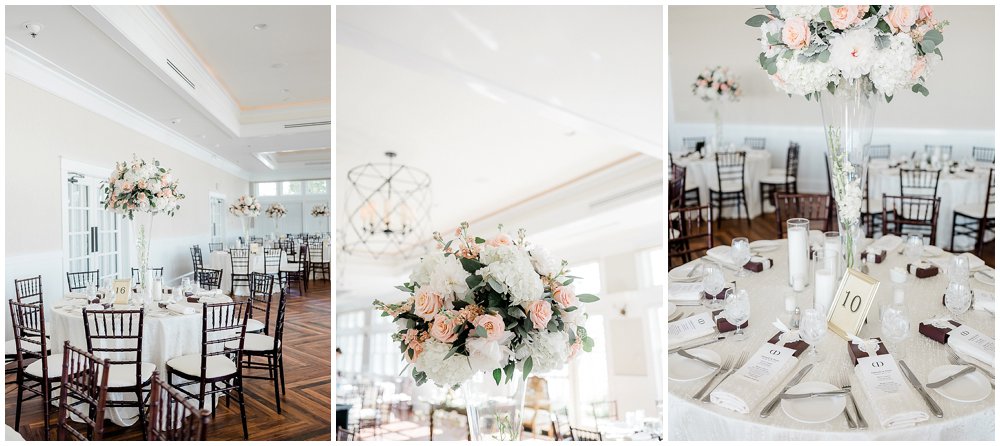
[668,239,994,440]
[675,150,772,218]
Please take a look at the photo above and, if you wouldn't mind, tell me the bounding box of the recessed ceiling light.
[214,144,221,148]
[271,62,286,69]
[252,23,268,31]
[169,117,182,125]
[199,134,207,139]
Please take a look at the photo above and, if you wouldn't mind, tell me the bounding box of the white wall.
[5,75,249,337]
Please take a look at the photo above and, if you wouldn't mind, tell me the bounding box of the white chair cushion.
[102,362,156,388]
[954,202,995,219]
[166,354,237,379]
[759,175,795,184]
[24,354,63,379]
[708,180,744,192]
[226,333,279,352]
[768,168,785,177]
[246,318,265,332]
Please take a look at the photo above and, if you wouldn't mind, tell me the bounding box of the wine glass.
[85,280,97,300]
[702,266,725,310]
[904,234,923,266]
[944,281,973,320]
[724,289,750,341]
[880,303,910,359]
[799,309,827,363]
[731,237,751,278]
[948,255,970,284]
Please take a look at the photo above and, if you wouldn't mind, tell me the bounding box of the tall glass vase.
[819,77,876,272]
[462,373,527,441]
[131,212,154,301]
[710,102,724,151]
[240,216,251,246]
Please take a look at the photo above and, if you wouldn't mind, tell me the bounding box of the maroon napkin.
[906,262,938,278]
[766,331,809,357]
[703,287,730,302]
[744,257,773,273]
[847,337,890,366]
[187,296,200,303]
[711,309,748,333]
[918,319,961,344]
[863,249,887,264]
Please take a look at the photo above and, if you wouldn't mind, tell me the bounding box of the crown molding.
[6,38,250,180]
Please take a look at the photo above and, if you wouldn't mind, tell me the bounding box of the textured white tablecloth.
[5,425,24,441]
[869,164,992,250]
[667,239,995,440]
[48,295,231,427]
[205,250,289,295]
[675,150,773,219]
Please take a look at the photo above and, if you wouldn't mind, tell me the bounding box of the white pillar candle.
[824,238,840,273]
[788,226,809,287]
[784,294,796,313]
[814,268,835,313]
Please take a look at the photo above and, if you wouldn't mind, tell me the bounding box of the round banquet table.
[48,293,231,427]
[667,239,995,440]
[6,425,25,441]
[674,149,772,219]
[868,160,994,250]
[206,249,290,295]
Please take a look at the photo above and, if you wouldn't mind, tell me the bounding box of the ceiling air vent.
[284,121,331,129]
[166,58,195,89]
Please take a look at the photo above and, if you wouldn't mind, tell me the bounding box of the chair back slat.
[67,270,100,292]
[972,147,994,163]
[15,275,44,304]
[146,371,211,441]
[131,267,164,287]
[249,272,275,333]
[668,205,714,267]
[195,268,223,290]
[744,137,766,150]
[924,144,953,157]
[190,245,204,272]
[263,249,282,275]
[229,249,251,274]
[784,142,800,182]
[899,168,941,198]
[201,301,250,367]
[83,309,144,389]
[668,163,686,211]
[867,144,891,159]
[881,194,942,245]
[774,193,831,238]
[682,137,705,152]
[57,342,111,441]
[9,300,49,377]
[714,152,746,188]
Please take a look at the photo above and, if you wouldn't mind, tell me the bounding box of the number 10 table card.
[827,269,880,340]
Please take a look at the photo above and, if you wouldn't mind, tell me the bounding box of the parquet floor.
[5,280,332,441]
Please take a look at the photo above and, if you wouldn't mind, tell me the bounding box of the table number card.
[826,269,880,340]
[112,279,131,304]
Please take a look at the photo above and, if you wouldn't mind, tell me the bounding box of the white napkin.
[166,304,195,315]
[668,312,715,348]
[705,246,734,266]
[974,289,994,313]
[867,234,903,253]
[947,324,995,367]
[667,282,703,302]
[854,355,929,429]
[709,343,799,414]
[959,253,987,270]
[66,292,90,300]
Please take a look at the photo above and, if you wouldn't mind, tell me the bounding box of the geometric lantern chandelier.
[342,151,432,259]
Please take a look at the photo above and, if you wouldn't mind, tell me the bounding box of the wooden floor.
[689,211,995,268]
[6,279,332,441]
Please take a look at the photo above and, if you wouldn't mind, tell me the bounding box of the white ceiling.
[336,5,663,241]
[5,5,330,180]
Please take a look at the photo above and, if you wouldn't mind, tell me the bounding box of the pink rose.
[473,314,506,341]
[918,5,933,23]
[568,338,583,360]
[781,16,810,50]
[406,340,424,363]
[414,288,444,321]
[486,234,513,247]
[430,313,460,343]
[121,181,133,192]
[552,285,578,307]
[910,56,928,81]
[719,83,730,91]
[137,179,147,190]
[830,5,862,30]
[886,6,917,33]
[526,300,553,330]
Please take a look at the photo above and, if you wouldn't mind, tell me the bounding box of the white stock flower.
[414,340,475,389]
[477,245,544,305]
[838,179,863,222]
[430,255,471,298]
[528,246,560,278]
[776,5,822,20]
[771,56,839,96]
[521,331,570,374]
[829,28,877,80]
[870,33,917,97]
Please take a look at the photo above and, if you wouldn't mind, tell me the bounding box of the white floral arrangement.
[374,222,599,389]
[311,204,330,217]
[102,155,185,219]
[748,5,946,100]
[229,195,261,217]
[692,66,742,102]
[265,203,287,219]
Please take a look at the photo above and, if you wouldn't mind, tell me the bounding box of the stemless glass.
[880,303,910,359]
[799,309,828,363]
[944,281,973,319]
[725,289,750,341]
[702,266,725,310]
[731,237,751,278]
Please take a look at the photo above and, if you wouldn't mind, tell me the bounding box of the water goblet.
[702,266,725,310]
[904,234,923,266]
[724,289,750,341]
[948,255,970,284]
[799,309,828,363]
[880,303,910,359]
[731,237,751,278]
[944,281,973,320]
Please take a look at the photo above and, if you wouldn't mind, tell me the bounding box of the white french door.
[65,174,123,283]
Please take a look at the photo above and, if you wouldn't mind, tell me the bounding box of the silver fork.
[947,349,995,386]
[700,351,750,402]
[838,369,861,429]
[692,355,733,400]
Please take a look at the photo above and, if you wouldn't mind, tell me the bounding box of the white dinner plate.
[667,348,720,381]
[780,381,847,424]
[669,262,707,282]
[668,302,678,318]
[927,365,992,403]
[749,240,780,253]
[973,270,995,287]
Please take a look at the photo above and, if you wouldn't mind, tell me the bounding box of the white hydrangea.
[477,245,544,305]
[415,339,475,389]
[519,331,570,374]
[430,255,470,298]
[870,33,917,97]
[829,28,877,80]
[528,245,561,278]
[771,56,839,96]
[410,254,446,288]
[760,20,785,57]
[777,5,822,19]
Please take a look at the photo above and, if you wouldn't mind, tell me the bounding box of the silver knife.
[676,350,721,369]
[925,365,976,388]
[898,360,944,418]
[668,335,726,354]
[760,363,815,418]
[685,261,703,278]
[780,390,848,399]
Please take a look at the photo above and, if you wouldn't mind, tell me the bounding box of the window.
[570,261,602,295]
[305,179,329,195]
[256,182,277,197]
[282,181,302,195]
[640,247,665,287]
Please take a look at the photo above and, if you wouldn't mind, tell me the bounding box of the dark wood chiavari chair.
[668,163,686,210]
[867,144,891,159]
[66,270,100,292]
[759,142,800,215]
[263,248,284,294]
[190,246,204,273]
[231,289,287,414]
[668,205,713,268]
[280,244,308,295]
[246,272,274,334]
[925,144,953,157]
[208,243,224,252]
[550,407,573,441]
[899,168,941,198]
[683,137,705,152]
[774,193,832,239]
[951,168,995,256]
[570,426,603,441]
[972,147,995,163]
[9,300,61,439]
[881,194,942,246]
[56,342,111,441]
[195,268,223,291]
[82,308,155,437]
[131,267,165,287]
[229,248,252,295]
[146,371,211,441]
[744,137,766,150]
[165,301,251,440]
[337,427,356,441]
[15,275,43,304]
[308,242,330,281]
[709,152,751,228]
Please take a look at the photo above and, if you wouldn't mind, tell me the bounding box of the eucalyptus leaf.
[764,5,780,17]
[522,356,534,380]
[474,237,486,244]
[817,49,830,63]
[475,326,488,338]
[911,84,929,97]
[493,368,502,385]
[562,278,574,286]
[923,29,943,45]
[459,257,484,274]
[577,294,600,303]
[826,82,837,95]
[818,7,832,22]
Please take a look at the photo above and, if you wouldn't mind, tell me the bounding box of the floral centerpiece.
[310,204,329,217]
[230,195,261,245]
[101,155,185,296]
[693,66,742,150]
[747,5,946,270]
[374,222,598,440]
[265,203,286,239]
